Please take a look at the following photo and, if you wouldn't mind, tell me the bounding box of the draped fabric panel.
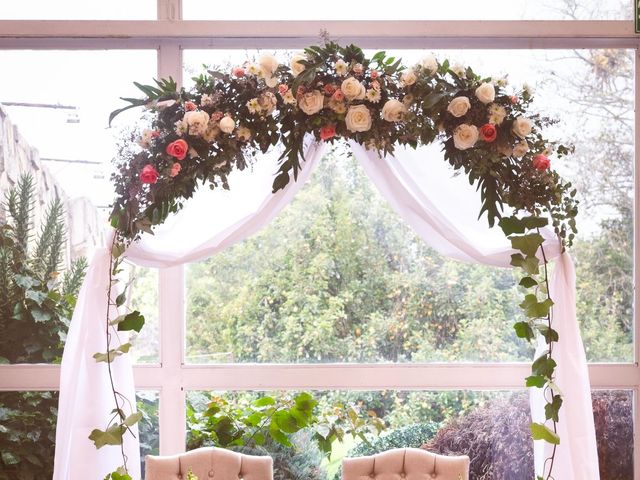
[54,138,598,479]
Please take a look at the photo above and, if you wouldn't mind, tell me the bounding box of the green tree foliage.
[0,174,87,479]
[186,151,530,365]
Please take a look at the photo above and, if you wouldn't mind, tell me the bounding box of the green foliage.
[0,175,87,480]
[348,422,439,457]
[186,391,383,456]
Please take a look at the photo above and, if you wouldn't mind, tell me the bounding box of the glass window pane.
[185,389,633,478]
[137,390,160,476]
[183,48,633,364]
[0,0,156,19]
[0,50,157,364]
[183,0,630,20]
[128,266,160,364]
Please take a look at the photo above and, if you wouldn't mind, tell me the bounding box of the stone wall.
[0,104,104,263]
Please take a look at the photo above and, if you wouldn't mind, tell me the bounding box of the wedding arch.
[53,43,596,480]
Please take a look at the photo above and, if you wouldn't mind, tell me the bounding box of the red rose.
[479,123,497,143]
[184,101,197,111]
[532,154,551,171]
[166,139,189,161]
[320,124,337,141]
[140,164,159,184]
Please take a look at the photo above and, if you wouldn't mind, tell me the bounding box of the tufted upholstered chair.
[342,447,470,480]
[144,447,273,480]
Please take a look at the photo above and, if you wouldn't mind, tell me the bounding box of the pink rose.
[211,111,223,122]
[332,89,345,102]
[296,86,306,97]
[140,164,159,184]
[510,95,518,104]
[232,67,245,77]
[320,124,337,141]
[184,101,197,111]
[370,70,379,79]
[324,84,337,96]
[166,139,189,161]
[532,154,551,171]
[278,84,289,95]
[169,162,182,177]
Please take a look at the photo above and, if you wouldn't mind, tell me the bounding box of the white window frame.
[0,0,638,474]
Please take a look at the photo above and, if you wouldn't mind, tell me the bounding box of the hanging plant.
[98,41,578,480]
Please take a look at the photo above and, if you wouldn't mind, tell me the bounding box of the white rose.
[183,110,210,136]
[513,141,530,157]
[453,124,479,150]
[247,63,261,76]
[335,59,348,76]
[290,53,307,77]
[475,82,495,104]
[381,99,407,122]
[259,54,279,78]
[421,55,438,74]
[512,117,533,138]
[447,96,471,118]
[488,103,507,125]
[451,63,466,78]
[219,116,236,134]
[298,90,325,115]
[237,126,252,142]
[341,77,366,101]
[265,76,279,88]
[400,69,417,86]
[345,105,372,132]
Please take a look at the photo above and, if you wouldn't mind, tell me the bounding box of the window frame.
[0,0,638,473]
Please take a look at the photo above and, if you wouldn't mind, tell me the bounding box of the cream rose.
[219,116,236,134]
[475,82,495,104]
[451,63,465,78]
[447,96,471,118]
[259,54,279,78]
[421,54,438,74]
[345,105,372,132]
[513,141,530,157]
[298,90,325,115]
[259,91,277,115]
[512,117,533,138]
[400,69,417,86]
[183,110,210,136]
[290,53,307,77]
[341,77,366,101]
[237,126,252,142]
[453,124,479,150]
[381,99,407,122]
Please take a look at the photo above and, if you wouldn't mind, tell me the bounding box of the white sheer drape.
[54,137,598,479]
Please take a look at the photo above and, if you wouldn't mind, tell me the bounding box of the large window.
[0,0,637,477]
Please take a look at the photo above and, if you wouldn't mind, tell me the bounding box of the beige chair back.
[145,447,273,480]
[342,447,469,480]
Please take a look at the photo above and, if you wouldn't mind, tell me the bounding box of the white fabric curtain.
[54,137,598,479]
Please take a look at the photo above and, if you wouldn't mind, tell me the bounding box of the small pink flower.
[332,89,345,102]
[169,162,182,177]
[296,86,307,97]
[370,70,379,79]
[211,111,224,122]
[371,80,380,90]
[184,101,197,111]
[232,67,246,78]
[150,130,160,138]
[278,84,289,95]
[324,84,337,96]
[510,95,518,104]
[353,63,363,74]
[532,154,551,171]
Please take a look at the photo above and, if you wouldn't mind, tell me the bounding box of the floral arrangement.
[101,42,578,480]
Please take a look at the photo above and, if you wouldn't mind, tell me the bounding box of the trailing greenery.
[0,174,87,479]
